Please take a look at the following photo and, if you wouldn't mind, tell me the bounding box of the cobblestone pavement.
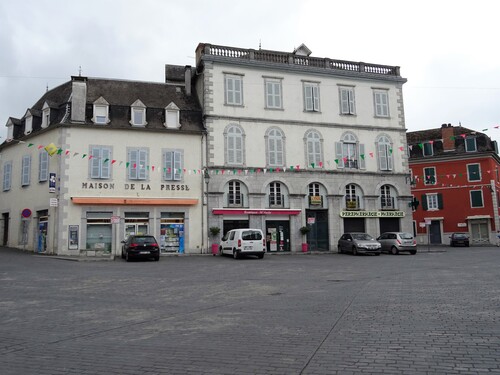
[0,246,499,374]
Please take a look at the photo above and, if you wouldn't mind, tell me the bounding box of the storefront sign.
[81,182,189,191]
[339,211,405,218]
[309,196,322,205]
[213,208,301,215]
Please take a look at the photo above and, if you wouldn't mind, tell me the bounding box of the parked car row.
[338,232,418,255]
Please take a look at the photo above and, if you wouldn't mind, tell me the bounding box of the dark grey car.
[338,233,381,255]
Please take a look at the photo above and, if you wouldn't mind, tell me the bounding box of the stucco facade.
[195,43,413,252]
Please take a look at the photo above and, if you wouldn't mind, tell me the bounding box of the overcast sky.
[1,0,499,144]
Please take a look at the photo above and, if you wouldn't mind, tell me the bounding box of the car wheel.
[391,246,399,255]
[219,247,223,256]
[121,249,125,259]
[154,255,160,261]
[338,245,343,254]
[233,250,239,259]
[352,246,358,256]
[125,252,131,262]
[257,253,264,259]
[410,250,417,255]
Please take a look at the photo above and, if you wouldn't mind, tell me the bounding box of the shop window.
[160,213,185,253]
[86,212,112,252]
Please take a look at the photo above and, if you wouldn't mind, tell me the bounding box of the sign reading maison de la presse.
[340,211,405,218]
[80,182,190,191]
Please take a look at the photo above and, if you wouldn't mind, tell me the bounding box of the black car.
[449,233,470,247]
[121,235,160,261]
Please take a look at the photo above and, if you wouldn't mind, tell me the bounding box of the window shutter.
[312,85,319,111]
[227,134,235,164]
[90,148,101,178]
[226,77,234,104]
[340,89,349,114]
[335,142,344,168]
[276,136,283,165]
[274,83,281,108]
[129,150,138,179]
[22,155,31,186]
[349,90,355,114]
[421,194,428,210]
[235,135,243,164]
[39,151,49,182]
[387,144,393,170]
[266,82,274,107]
[378,143,387,170]
[138,150,147,180]
[359,143,366,169]
[173,151,182,181]
[304,86,313,110]
[164,151,173,180]
[101,148,111,178]
[437,193,444,209]
[269,137,276,165]
[234,78,241,104]
[307,138,314,165]
[3,162,12,191]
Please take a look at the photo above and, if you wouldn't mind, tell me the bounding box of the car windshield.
[454,233,467,239]
[399,232,413,239]
[352,233,373,240]
[242,231,262,240]
[133,236,156,244]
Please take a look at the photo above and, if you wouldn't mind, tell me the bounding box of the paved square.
[1,247,499,374]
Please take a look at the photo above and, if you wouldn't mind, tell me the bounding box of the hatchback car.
[338,233,381,255]
[449,233,470,247]
[377,232,417,255]
[121,235,160,261]
[219,228,266,259]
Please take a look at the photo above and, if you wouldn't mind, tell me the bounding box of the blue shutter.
[101,148,111,178]
[22,155,31,186]
[3,162,12,191]
[90,147,101,178]
[164,151,173,180]
[39,151,49,182]
[138,150,147,180]
[335,142,344,168]
[129,150,138,179]
[173,151,182,181]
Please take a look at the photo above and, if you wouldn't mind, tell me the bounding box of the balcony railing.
[345,196,360,210]
[227,193,244,207]
[344,159,358,169]
[381,197,395,210]
[196,43,402,77]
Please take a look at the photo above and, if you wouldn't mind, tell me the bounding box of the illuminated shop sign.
[339,211,405,218]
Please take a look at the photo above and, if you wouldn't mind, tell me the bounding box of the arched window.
[305,130,322,167]
[225,125,244,165]
[266,128,285,167]
[377,135,393,171]
[345,184,360,210]
[380,184,394,209]
[335,133,365,169]
[269,182,284,207]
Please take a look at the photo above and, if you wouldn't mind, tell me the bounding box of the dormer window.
[92,97,110,124]
[130,99,147,127]
[41,102,50,129]
[6,120,14,141]
[24,111,33,135]
[164,102,180,129]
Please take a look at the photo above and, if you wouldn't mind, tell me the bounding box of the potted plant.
[209,226,221,256]
[300,226,310,252]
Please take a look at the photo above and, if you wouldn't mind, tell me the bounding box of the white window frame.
[2,161,12,191]
[41,102,50,129]
[128,148,148,180]
[25,114,33,135]
[39,150,49,182]
[130,100,147,127]
[163,150,183,181]
[335,133,365,170]
[424,167,437,185]
[470,190,484,208]
[164,102,181,129]
[377,135,393,171]
[373,89,389,117]
[267,128,285,167]
[427,193,439,210]
[90,146,112,179]
[265,78,283,109]
[225,74,243,106]
[228,180,242,206]
[269,182,283,206]
[303,82,320,112]
[339,86,356,115]
[306,130,322,167]
[423,142,433,156]
[92,97,110,124]
[226,125,244,165]
[467,163,481,182]
[21,155,31,186]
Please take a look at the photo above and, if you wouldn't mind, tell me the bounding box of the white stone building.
[194,43,413,252]
[0,70,206,256]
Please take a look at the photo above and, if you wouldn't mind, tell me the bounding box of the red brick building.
[407,124,500,245]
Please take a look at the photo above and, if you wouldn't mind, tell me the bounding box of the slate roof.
[1,73,203,148]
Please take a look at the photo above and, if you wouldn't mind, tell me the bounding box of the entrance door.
[343,218,365,233]
[470,221,488,243]
[125,223,148,238]
[265,221,290,252]
[306,210,329,251]
[429,220,442,244]
[1,213,8,246]
[223,220,249,237]
[37,214,49,253]
[379,218,400,234]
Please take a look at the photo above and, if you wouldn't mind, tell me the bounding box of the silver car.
[338,233,381,255]
[377,232,417,255]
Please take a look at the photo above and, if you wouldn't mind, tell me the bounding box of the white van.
[219,229,266,259]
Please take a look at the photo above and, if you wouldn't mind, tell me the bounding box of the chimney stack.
[184,65,192,96]
[71,75,87,123]
[441,123,455,151]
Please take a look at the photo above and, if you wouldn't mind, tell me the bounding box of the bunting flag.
[28,143,34,147]
[44,143,58,156]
